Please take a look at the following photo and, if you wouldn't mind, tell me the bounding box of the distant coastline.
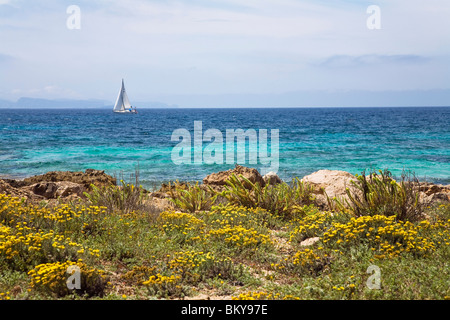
[1,88,450,109]
[0,97,179,109]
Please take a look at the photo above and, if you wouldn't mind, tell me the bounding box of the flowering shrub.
[28,260,108,297]
[0,194,107,228]
[159,211,205,232]
[206,225,273,252]
[289,211,336,243]
[272,247,330,275]
[0,291,11,300]
[322,215,449,258]
[142,273,184,298]
[204,204,272,230]
[157,210,206,244]
[232,291,300,300]
[167,250,241,283]
[0,223,99,270]
[121,265,157,285]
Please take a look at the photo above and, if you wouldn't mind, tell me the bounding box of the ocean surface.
[0,107,449,189]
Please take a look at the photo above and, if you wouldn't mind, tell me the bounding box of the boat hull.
[113,110,137,114]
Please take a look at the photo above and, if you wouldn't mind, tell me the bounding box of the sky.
[0,0,449,107]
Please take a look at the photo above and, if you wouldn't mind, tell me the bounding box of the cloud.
[0,0,449,102]
[318,54,430,69]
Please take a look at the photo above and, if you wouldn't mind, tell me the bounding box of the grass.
[1,172,450,300]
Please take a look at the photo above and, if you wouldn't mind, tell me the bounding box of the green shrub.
[28,261,108,297]
[167,181,216,213]
[217,174,315,219]
[83,179,146,215]
[338,169,425,221]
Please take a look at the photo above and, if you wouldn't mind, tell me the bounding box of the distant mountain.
[0,99,15,108]
[15,97,110,109]
[0,97,179,109]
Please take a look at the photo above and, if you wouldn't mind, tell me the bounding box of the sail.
[113,79,131,112]
[121,82,131,109]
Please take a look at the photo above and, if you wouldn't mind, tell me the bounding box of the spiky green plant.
[167,181,217,213]
[217,174,315,219]
[83,179,146,215]
[338,169,425,221]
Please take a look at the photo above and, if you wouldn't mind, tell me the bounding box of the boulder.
[0,169,104,202]
[203,165,265,189]
[21,169,116,189]
[0,179,44,201]
[54,181,85,198]
[300,237,320,247]
[417,182,450,196]
[263,172,283,185]
[301,169,358,197]
[301,170,359,210]
[422,192,450,205]
[24,181,85,199]
[31,182,58,199]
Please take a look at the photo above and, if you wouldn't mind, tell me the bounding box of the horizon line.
[1,105,449,109]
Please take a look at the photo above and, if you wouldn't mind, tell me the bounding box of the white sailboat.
[113,79,137,114]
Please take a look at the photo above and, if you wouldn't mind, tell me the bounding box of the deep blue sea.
[0,107,449,189]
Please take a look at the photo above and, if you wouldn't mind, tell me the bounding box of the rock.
[203,165,265,189]
[263,172,283,185]
[0,169,104,202]
[25,181,85,199]
[54,181,85,198]
[300,237,320,247]
[301,170,360,210]
[417,182,450,196]
[0,179,44,201]
[151,191,169,199]
[424,192,450,205]
[31,182,58,199]
[301,170,357,196]
[148,196,173,213]
[21,169,116,189]
[0,180,9,193]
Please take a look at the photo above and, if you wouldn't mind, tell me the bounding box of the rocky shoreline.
[0,169,115,202]
[1,166,449,209]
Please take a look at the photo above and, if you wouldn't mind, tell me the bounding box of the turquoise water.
[0,107,449,189]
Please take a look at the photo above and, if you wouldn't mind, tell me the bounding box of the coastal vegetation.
[0,168,449,300]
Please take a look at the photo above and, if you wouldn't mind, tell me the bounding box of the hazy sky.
[0,0,449,107]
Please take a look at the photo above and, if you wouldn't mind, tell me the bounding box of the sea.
[0,107,449,189]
